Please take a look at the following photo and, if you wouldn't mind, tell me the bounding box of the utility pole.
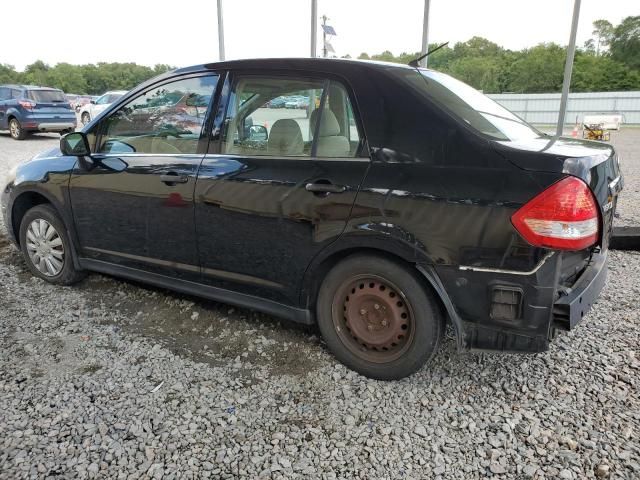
[322,15,328,58]
[217,0,225,61]
[556,0,581,137]
[420,0,431,68]
[310,0,317,57]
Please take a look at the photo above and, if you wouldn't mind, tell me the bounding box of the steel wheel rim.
[331,274,415,363]
[10,120,19,138]
[82,113,89,125]
[25,219,65,277]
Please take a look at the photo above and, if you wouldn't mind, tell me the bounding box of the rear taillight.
[511,176,599,251]
[18,100,36,110]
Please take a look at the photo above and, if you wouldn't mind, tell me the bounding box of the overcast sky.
[4,0,638,71]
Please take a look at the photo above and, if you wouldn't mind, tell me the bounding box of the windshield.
[28,89,66,103]
[412,70,543,141]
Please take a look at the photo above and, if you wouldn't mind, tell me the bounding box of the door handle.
[160,173,189,184]
[305,182,346,194]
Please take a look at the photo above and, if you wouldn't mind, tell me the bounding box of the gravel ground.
[0,130,639,479]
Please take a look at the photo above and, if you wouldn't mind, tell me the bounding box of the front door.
[69,73,220,280]
[195,73,369,305]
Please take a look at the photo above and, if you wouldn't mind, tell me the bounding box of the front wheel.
[9,118,26,140]
[19,204,86,285]
[81,112,90,125]
[316,255,443,380]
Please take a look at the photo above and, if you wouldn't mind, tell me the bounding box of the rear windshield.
[404,69,544,141]
[27,89,67,103]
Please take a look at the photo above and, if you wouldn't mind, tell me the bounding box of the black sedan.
[1,58,622,379]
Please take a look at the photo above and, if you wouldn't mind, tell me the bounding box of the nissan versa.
[1,59,622,380]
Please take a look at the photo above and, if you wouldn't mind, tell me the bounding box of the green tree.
[506,43,565,93]
[592,19,614,55]
[572,52,640,91]
[447,56,502,93]
[609,16,640,69]
[0,64,19,84]
[23,60,50,86]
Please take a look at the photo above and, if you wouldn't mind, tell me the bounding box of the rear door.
[69,73,220,280]
[194,72,369,305]
[0,87,9,128]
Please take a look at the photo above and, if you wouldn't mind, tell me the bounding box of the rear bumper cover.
[434,249,608,353]
[31,121,76,132]
[552,251,607,331]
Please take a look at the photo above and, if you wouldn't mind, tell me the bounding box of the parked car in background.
[78,90,127,125]
[285,95,310,109]
[1,59,622,380]
[74,95,93,112]
[0,85,76,140]
[267,97,286,108]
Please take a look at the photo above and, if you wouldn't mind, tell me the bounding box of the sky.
[3,0,638,71]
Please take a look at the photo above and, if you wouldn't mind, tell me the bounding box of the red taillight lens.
[18,100,36,110]
[511,176,600,251]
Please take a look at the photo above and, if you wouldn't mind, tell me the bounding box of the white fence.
[487,91,640,125]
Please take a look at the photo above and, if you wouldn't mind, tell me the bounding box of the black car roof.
[173,57,420,75]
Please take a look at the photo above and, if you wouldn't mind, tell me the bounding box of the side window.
[95,95,110,105]
[0,88,9,101]
[221,76,324,157]
[315,81,361,157]
[97,75,218,155]
[11,89,22,100]
[221,76,361,158]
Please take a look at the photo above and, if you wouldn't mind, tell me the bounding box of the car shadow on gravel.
[73,273,325,378]
[0,232,325,379]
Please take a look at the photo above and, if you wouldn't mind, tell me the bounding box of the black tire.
[81,112,90,125]
[19,204,86,285]
[316,254,443,380]
[9,118,26,140]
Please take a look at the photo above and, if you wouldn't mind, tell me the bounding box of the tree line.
[0,61,173,95]
[356,16,640,93]
[0,16,638,95]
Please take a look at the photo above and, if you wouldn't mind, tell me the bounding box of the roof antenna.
[408,41,449,68]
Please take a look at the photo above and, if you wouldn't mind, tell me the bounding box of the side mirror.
[248,125,268,141]
[90,99,96,104]
[60,132,91,156]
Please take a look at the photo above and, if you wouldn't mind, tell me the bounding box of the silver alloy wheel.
[81,113,90,125]
[9,119,20,139]
[25,218,65,277]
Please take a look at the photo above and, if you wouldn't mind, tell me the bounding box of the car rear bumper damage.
[551,250,607,332]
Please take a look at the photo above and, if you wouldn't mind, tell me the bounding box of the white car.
[79,90,127,125]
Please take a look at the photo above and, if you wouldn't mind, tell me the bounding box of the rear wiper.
[408,42,449,67]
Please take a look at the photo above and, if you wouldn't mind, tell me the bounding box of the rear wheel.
[19,204,86,285]
[9,118,26,140]
[81,112,90,125]
[316,254,443,380]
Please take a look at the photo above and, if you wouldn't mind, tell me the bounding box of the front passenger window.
[97,75,218,155]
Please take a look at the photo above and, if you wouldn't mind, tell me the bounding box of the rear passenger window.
[11,89,21,99]
[0,88,9,101]
[315,82,361,157]
[221,76,361,158]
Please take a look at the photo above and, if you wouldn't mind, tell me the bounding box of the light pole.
[556,0,581,137]
[420,0,431,68]
[217,0,225,61]
[310,0,317,57]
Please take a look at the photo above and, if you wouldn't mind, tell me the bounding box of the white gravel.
[1,130,639,479]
